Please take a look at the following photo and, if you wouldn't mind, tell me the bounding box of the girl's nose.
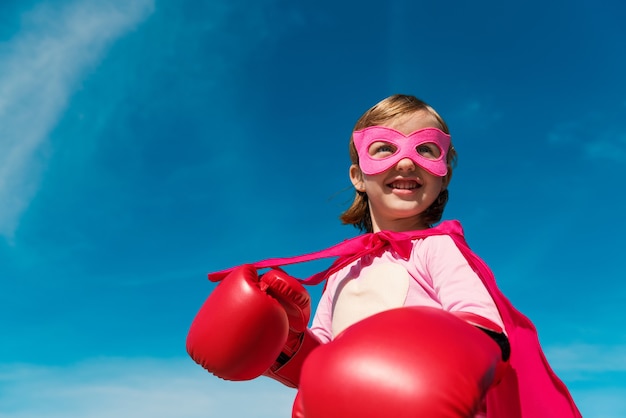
[395,157,416,172]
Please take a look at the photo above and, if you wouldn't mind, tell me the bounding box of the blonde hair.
[340,94,458,232]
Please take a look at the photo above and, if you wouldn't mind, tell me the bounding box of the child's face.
[349,110,447,232]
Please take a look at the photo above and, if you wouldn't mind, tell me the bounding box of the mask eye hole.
[416,143,441,159]
[368,141,397,158]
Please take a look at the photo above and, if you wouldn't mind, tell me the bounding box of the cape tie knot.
[328,230,415,268]
[369,230,414,260]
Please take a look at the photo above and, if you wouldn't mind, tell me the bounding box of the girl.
[310,94,505,343]
[187,94,582,418]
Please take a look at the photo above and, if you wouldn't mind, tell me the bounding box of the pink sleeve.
[309,282,334,343]
[419,235,506,332]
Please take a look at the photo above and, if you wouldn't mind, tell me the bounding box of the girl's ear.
[349,164,365,192]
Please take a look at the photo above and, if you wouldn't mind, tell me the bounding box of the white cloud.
[584,133,626,162]
[0,357,295,418]
[0,353,623,418]
[546,108,626,164]
[543,342,626,417]
[448,98,504,133]
[570,387,626,418]
[545,343,626,374]
[0,0,154,239]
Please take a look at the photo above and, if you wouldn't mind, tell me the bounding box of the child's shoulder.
[406,219,465,245]
[413,232,456,250]
[410,220,468,258]
[430,219,465,237]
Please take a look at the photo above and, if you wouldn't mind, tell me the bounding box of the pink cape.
[208,220,582,417]
[433,221,582,417]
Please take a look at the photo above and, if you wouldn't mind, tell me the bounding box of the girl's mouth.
[388,180,421,190]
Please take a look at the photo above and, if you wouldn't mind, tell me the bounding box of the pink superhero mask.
[353,126,451,177]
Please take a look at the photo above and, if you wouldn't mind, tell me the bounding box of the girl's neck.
[371,216,428,233]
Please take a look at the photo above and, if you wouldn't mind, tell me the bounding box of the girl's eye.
[368,141,396,158]
[416,143,441,159]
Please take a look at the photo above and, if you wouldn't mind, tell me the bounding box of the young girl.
[311,95,504,342]
[187,94,582,418]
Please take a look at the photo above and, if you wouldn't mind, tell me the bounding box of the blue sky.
[1,0,625,416]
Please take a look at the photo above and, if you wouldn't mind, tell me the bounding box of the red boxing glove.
[296,306,503,418]
[186,265,312,383]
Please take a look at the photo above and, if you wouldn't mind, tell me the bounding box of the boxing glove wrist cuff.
[264,328,321,388]
[451,311,511,387]
[451,311,510,361]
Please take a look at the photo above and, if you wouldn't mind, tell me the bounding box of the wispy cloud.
[448,98,504,134]
[1,353,622,418]
[543,341,626,417]
[547,106,626,164]
[545,343,626,375]
[0,357,295,418]
[0,0,154,239]
[570,387,626,418]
